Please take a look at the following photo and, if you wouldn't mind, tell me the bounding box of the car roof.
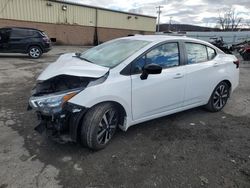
[122,35,223,52]
[123,34,212,43]
[0,27,43,32]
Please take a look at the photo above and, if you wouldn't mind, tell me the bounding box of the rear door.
[131,42,186,120]
[8,28,31,52]
[183,42,220,106]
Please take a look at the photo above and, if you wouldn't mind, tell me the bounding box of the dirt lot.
[0,46,250,188]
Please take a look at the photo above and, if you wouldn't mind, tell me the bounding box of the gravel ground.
[0,46,249,188]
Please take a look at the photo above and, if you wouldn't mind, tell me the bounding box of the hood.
[38,53,109,81]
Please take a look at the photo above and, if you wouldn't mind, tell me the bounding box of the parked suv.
[0,27,51,58]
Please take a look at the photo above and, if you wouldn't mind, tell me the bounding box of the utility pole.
[168,16,172,31]
[156,5,163,32]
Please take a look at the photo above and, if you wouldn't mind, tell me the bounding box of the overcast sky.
[66,0,250,27]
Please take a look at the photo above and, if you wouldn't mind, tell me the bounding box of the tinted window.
[0,29,10,42]
[185,43,208,64]
[207,46,216,60]
[10,29,38,38]
[10,29,27,38]
[133,42,179,73]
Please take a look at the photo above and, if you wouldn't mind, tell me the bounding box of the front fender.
[68,78,132,130]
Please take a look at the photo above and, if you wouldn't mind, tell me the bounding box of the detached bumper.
[29,102,87,142]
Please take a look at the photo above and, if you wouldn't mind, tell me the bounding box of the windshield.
[80,39,150,68]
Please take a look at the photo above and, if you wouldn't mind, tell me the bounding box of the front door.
[0,29,10,52]
[131,42,186,120]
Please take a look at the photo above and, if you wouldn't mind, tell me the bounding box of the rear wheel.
[205,82,230,112]
[80,103,119,150]
[28,46,42,59]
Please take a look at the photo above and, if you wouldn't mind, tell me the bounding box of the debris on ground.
[199,176,209,186]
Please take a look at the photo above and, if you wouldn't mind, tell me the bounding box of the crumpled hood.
[38,53,109,81]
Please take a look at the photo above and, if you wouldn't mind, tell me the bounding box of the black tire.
[205,81,230,112]
[28,46,42,59]
[80,103,119,150]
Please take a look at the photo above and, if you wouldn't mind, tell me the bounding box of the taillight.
[233,60,239,69]
[42,37,50,43]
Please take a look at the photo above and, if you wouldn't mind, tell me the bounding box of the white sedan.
[29,35,239,150]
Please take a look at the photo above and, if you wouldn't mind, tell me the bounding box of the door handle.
[173,73,183,79]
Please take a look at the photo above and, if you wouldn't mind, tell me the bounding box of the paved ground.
[0,46,249,188]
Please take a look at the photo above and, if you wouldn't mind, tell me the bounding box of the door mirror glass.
[140,64,162,80]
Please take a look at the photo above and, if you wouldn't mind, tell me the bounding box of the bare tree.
[218,8,242,31]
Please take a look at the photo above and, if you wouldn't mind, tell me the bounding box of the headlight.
[29,90,80,115]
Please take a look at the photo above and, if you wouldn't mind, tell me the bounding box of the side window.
[132,42,179,74]
[207,46,216,60]
[0,29,10,42]
[185,43,208,64]
[10,29,27,38]
[146,43,179,68]
[133,55,146,74]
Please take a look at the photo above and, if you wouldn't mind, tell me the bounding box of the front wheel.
[205,82,230,112]
[80,103,119,150]
[28,46,42,59]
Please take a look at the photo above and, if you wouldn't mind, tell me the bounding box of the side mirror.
[140,64,162,80]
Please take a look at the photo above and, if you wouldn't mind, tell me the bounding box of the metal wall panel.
[0,0,96,26]
[97,10,156,31]
[0,0,155,31]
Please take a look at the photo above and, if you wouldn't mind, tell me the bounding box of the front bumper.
[28,102,87,142]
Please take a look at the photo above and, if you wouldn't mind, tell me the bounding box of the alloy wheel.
[213,84,229,110]
[97,110,118,145]
[29,48,40,58]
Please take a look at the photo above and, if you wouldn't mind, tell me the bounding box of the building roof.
[49,0,156,19]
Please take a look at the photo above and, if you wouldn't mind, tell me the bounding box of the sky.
[65,0,250,27]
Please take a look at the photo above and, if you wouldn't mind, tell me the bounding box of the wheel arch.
[26,44,43,53]
[221,79,232,94]
[70,100,128,143]
[90,101,127,128]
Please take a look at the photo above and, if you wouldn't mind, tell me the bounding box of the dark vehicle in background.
[0,27,51,58]
[231,40,250,61]
[209,37,232,54]
[240,47,250,61]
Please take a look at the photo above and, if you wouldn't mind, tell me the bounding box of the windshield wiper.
[73,52,93,63]
[79,57,93,63]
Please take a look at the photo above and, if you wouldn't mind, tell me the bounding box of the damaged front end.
[28,73,108,142]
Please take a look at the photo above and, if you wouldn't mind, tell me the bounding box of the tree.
[218,8,242,31]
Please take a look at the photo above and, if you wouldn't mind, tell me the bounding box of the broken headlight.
[29,89,80,115]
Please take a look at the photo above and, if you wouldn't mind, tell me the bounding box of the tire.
[28,46,42,59]
[205,82,230,112]
[80,103,119,150]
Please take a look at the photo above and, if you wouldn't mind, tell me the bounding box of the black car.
[0,27,52,58]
